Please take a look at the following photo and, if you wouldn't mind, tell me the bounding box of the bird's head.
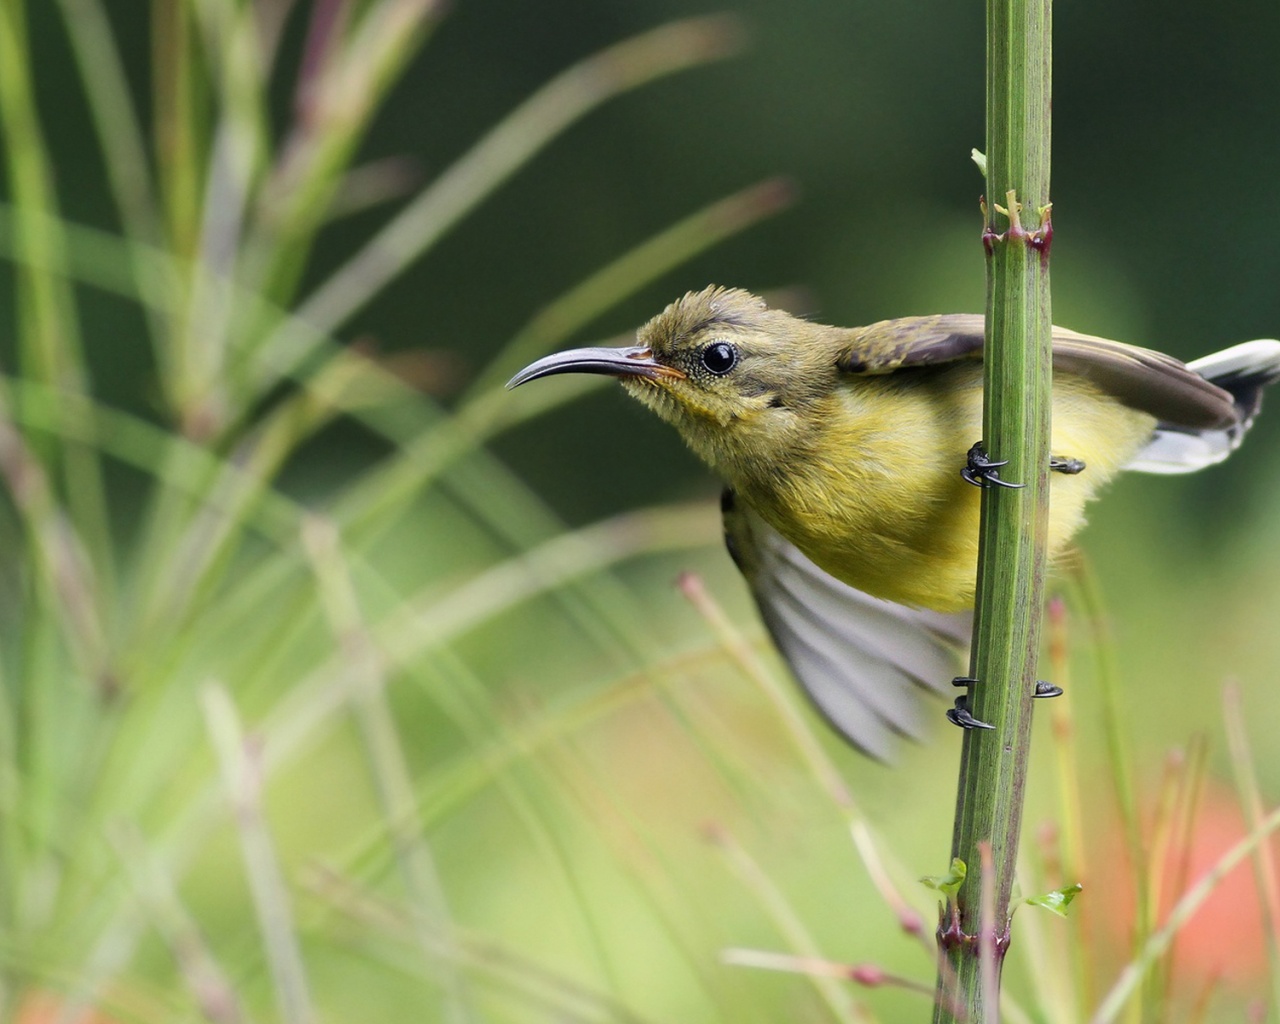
[508,286,844,478]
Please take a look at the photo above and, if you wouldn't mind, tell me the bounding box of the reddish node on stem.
[980,196,999,255]
[936,905,1012,959]
[996,190,1025,240]
[1030,205,1054,261]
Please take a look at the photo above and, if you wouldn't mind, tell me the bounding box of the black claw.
[1050,456,1086,475]
[952,675,978,688]
[962,441,1024,489]
[946,696,995,731]
[1033,680,1064,698]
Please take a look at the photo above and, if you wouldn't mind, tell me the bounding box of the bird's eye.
[700,342,738,375]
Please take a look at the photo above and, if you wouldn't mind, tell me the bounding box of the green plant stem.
[933,0,1052,1020]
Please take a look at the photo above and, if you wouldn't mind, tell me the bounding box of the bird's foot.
[946,677,1062,730]
[961,441,1023,489]
[947,677,993,730]
[963,443,1086,486]
[946,695,994,731]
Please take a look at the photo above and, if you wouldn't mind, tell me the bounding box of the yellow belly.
[739,364,1157,611]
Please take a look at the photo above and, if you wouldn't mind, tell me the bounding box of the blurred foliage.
[1,1,1279,1023]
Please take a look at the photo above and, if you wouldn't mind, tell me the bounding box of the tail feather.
[1128,338,1280,475]
[1187,339,1280,423]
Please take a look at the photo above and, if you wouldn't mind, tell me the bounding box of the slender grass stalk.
[351,653,630,1000]
[0,396,109,685]
[1013,841,1069,1024]
[1144,751,1186,940]
[52,0,180,441]
[175,0,271,434]
[303,864,666,1024]
[1044,598,1085,882]
[848,823,933,956]
[977,841,998,1023]
[0,0,84,390]
[301,516,474,1022]
[722,949,938,1003]
[0,0,115,589]
[153,0,203,260]
[240,0,446,311]
[1184,975,1224,1024]
[109,824,248,1024]
[1068,559,1147,1021]
[1043,595,1089,1016]
[710,826,874,1024]
[677,571,856,813]
[52,0,164,268]
[1162,736,1211,1018]
[1223,683,1280,1019]
[933,0,1052,1019]
[201,683,317,1024]
[538,734,758,1018]
[1090,802,1280,1024]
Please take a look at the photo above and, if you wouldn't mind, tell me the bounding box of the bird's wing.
[838,314,1240,430]
[723,492,970,759]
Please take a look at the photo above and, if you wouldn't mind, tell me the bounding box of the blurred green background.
[5,0,1280,1022]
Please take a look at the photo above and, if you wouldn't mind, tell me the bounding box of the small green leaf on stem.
[1024,884,1083,918]
[971,148,988,175]
[922,858,969,897]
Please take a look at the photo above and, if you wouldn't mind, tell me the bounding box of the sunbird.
[509,287,1280,756]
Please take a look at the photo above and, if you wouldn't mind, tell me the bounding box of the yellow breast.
[736,364,1157,611]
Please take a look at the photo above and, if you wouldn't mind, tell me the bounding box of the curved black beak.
[506,345,686,389]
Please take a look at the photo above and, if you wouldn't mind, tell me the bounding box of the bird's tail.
[1190,339,1280,423]
[1127,338,1280,474]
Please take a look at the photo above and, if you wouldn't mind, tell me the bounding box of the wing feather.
[840,315,1239,430]
[724,496,970,758]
